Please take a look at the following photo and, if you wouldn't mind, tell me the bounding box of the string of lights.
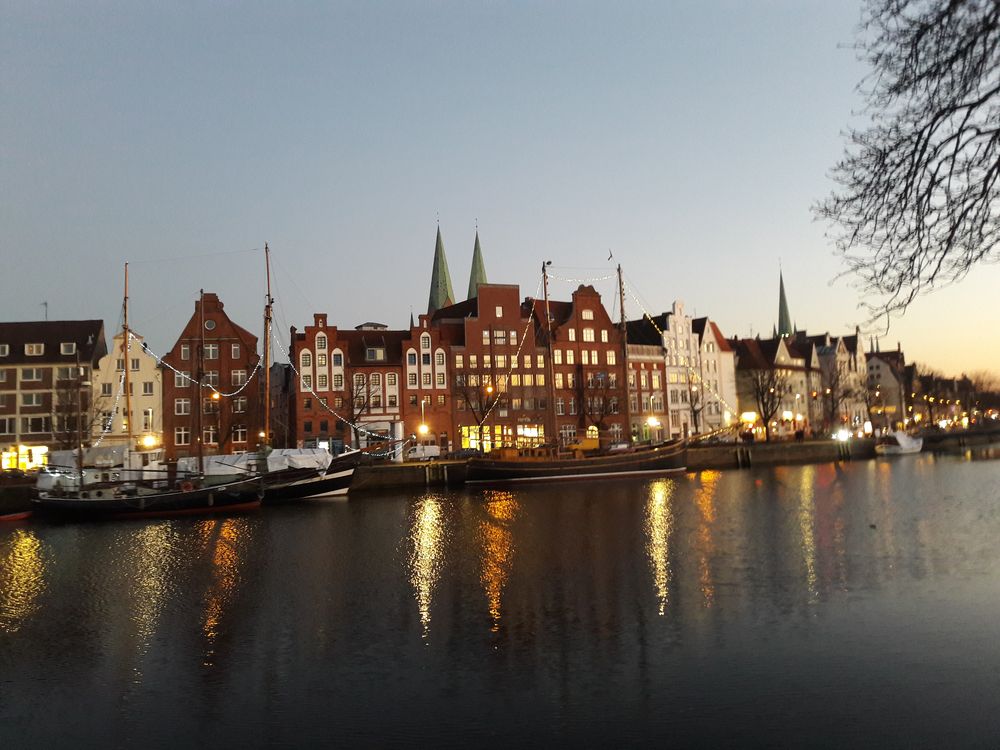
[130,332,263,398]
[91,371,126,447]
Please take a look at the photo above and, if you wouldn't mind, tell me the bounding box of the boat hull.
[466,440,687,484]
[263,450,367,502]
[32,476,266,520]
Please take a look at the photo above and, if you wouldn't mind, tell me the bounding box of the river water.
[2,448,1000,748]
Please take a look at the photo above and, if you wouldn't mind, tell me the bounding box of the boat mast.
[617,264,631,445]
[262,243,272,447]
[122,262,134,456]
[196,289,205,476]
[542,261,558,447]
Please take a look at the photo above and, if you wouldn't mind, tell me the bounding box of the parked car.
[405,445,441,461]
[446,447,482,459]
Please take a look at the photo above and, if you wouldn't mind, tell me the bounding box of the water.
[2,450,1000,748]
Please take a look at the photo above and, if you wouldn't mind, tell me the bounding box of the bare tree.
[818,0,1000,319]
[342,373,375,448]
[749,369,788,442]
[51,369,107,451]
[822,363,858,429]
[580,370,620,446]
[452,371,503,449]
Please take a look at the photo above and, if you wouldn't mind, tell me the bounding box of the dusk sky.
[4,1,998,375]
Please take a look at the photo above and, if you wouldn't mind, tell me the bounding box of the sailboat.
[465,263,687,484]
[33,263,269,519]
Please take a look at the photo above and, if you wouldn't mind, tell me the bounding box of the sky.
[3,0,998,376]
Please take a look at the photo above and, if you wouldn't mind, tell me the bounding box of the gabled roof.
[0,320,107,366]
[431,296,478,322]
[625,315,664,346]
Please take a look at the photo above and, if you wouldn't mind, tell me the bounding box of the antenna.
[41,301,48,321]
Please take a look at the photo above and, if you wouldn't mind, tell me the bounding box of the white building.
[91,330,163,449]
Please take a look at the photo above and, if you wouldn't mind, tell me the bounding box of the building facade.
[90,330,163,450]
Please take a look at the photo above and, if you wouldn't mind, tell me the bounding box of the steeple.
[467,230,488,299]
[427,226,455,315]
[777,270,793,338]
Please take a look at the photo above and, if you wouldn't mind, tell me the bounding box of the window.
[510,330,517,345]
[56,366,74,381]
[232,343,241,359]
[652,373,661,389]
[233,425,247,443]
[0,417,13,434]
[204,371,219,386]
[180,344,190,361]
[371,394,382,408]
[524,374,534,386]
[142,408,154,431]
[436,373,445,386]
[568,398,577,415]
[496,355,507,369]
[421,335,431,350]
[303,421,313,434]
[116,359,125,372]
[301,374,312,389]
[582,309,594,320]
[366,348,385,362]
[174,398,191,415]
[482,330,490,345]
[409,395,418,407]
[581,350,590,365]
[408,373,417,386]
[436,395,446,407]
[203,426,218,445]
[22,368,42,382]
[566,350,575,365]
[495,305,503,318]
[142,381,154,395]
[483,355,492,369]
[371,373,381,387]
[523,355,531,369]
[318,374,328,389]
[231,370,247,386]
[641,372,649,389]
[494,329,506,345]
[303,398,312,410]
[387,373,397,387]
[21,416,49,433]
[301,352,313,368]
[204,344,219,360]
[317,354,327,367]
[408,352,417,366]
[601,330,609,343]
[22,393,43,408]
[422,373,431,386]
[102,382,113,396]
[333,374,344,389]
[0,371,5,383]
[25,343,44,356]
[353,374,365,389]
[0,344,8,356]
[131,358,140,371]
[175,426,191,446]
[537,355,544,369]
[607,351,616,366]
[455,355,464,369]
[333,353,343,367]
[316,335,326,351]
[174,371,190,388]
[435,352,445,366]
[233,397,247,413]
[61,342,76,355]
[388,394,398,407]
[568,329,576,342]
[554,350,562,365]
[319,420,328,433]
[470,355,478,369]
[334,397,344,408]
[556,398,565,415]
[422,353,431,366]
[554,373,563,389]
[583,328,595,342]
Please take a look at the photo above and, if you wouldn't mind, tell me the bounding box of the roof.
[467,231,488,300]
[625,315,664,346]
[427,226,455,315]
[0,320,107,366]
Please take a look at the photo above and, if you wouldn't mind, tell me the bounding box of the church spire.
[777,270,793,338]
[467,230,488,299]
[427,225,455,315]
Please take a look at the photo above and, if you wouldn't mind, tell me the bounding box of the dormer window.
[0,344,8,357]
[25,343,44,356]
[61,342,77,355]
[366,347,385,362]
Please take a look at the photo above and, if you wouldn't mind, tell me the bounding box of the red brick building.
[160,293,261,460]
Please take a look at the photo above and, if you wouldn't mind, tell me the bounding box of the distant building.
[0,319,107,470]
[90,330,163,450]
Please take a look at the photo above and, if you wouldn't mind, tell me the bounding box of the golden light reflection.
[479,490,519,631]
[644,479,675,616]
[0,529,45,633]
[199,518,248,662]
[409,496,446,638]
[129,524,174,648]
[694,471,720,607]
[798,464,819,604]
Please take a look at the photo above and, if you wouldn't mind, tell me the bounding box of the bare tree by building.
[750,369,787,442]
[822,363,859,430]
[818,0,1000,318]
[580,370,619,446]
[51,367,107,451]
[452,370,504,449]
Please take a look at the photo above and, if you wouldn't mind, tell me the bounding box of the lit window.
[568,329,576,342]
[421,335,431,350]
[316,335,326,351]
[607,351,616,366]
[25,343,44,356]
[301,352,312,368]
[582,309,594,320]
[175,426,191,446]
[233,425,247,443]
[174,398,191,415]
[601,330,608,343]
[583,328,595,342]
[495,306,503,318]
[387,373,397,386]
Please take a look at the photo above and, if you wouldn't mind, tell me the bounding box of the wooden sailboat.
[466,263,686,484]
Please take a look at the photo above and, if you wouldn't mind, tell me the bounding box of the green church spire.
[427,226,455,315]
[777,270,793,338]
[467,231,488,299]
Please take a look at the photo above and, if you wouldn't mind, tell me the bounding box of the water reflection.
[797,465,818,604]
[692,471,720,607]
[478,490,519,631]
[644,479,675,616]
[0,529,45,633]
[198,517,251,665]
[408,495,447,638]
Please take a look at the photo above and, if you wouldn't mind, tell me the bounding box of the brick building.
[160,293,261,460]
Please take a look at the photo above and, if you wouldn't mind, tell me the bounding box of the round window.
[204,320,216,331]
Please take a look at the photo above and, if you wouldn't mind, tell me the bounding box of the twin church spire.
[426,226,489,316]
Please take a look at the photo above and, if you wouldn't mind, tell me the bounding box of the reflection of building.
[0,320,107,470]
[91,330,163,449]
[160,293,261,460]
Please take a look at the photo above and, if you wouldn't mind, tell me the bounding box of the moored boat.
[263,448,369,501]
[465,439,687,484]
[875,431,923,455]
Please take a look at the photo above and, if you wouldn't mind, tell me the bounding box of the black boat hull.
[264,450,368,502]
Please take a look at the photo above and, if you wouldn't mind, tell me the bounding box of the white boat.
[875,431,923,455]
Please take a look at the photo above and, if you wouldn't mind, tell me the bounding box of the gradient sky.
[3,1,998,375]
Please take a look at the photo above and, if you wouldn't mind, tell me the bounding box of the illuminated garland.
[548,271,617,284]
[91,371,126,447]
[131,332,263,398]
